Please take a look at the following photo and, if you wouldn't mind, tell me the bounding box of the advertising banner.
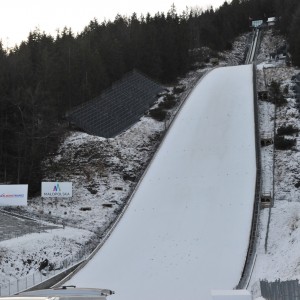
[42,182,72,198]
[0,185,28,206]
[252,20,263,28]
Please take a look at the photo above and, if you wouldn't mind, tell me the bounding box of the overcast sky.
[0,0,226,49]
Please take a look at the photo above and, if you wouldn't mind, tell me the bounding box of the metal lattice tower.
[67,70,165,138]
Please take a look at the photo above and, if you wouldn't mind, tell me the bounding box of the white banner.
[0,185,28,206]
[42,182,72,198]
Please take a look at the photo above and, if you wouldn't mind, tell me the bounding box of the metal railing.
[236,24,264,288]
[237,63,262,289]
[245,29,261,64]
[260,279,300,300]
[52,69,209,288]
[0,245,93,296]
[1,70,206,295]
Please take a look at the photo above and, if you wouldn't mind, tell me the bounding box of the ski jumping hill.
[66,65,256,300]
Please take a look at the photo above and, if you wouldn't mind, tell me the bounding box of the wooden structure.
[261,192,273,208]
[267,17,276,27]
[258,90,269,101]
[210,57,219,65]
[251,20,263,28]
[261,132,274,146]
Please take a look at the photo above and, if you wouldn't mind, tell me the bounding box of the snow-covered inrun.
[66,65,256,300]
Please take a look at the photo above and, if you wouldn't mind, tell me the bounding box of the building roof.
[267,17,276,23]
[251,20,263,27]
[67,70,165,138]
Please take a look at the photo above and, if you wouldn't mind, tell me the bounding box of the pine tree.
[289,5,300,66]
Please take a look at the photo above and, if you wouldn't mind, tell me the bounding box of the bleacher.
[66,70,165,138]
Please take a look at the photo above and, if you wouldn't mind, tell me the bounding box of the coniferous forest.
[0,0,300,194]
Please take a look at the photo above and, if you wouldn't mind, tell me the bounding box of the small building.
[210,57,219,65]
[269,52,276,60]
[261,192,273,208]
[251,20,263,28]
[267,17,276,27]
[258,90,269,101]
[261,132,273,147]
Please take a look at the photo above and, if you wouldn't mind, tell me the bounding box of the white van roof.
[2,287,114,300]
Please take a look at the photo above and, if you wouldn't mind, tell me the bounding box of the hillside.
[0,27,300,298]
[0,66,205,288]
[65,63,256,300]
[0,29,249,291]
[248,29,300,296]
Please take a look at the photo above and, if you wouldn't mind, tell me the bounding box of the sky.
[0,0,226,49]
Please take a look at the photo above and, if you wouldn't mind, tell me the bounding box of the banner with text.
[42,182,72,198]
[0,185,28,206]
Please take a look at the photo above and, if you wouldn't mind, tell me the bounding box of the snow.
[0,228,93,255]
[0,69,204,287]
[261,146,273,193]
[250,201,300,281]
[245,28,300,298]
[66,65,256,300]
[0,227,93,281]
[257,62,276,70]
[220,33,251,66]
[3,28,300,300]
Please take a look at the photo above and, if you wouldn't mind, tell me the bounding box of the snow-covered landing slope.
[66,65,256,300]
